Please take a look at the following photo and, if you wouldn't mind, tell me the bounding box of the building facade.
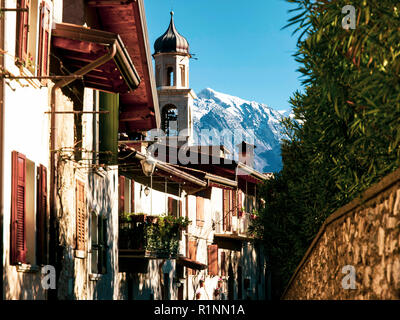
[1,0,268,300]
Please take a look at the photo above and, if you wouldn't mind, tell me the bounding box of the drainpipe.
[48,43,117,299]
[0,0,4,299]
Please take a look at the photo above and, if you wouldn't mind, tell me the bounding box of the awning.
[87,0,160,133]
[213,233,255,251]
[52,23,140,94]
[118,144,207,196]
[176,256,207,270]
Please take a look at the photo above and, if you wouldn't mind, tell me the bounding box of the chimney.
[236,141,256,167]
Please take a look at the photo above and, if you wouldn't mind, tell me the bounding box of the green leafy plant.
[119,213,191,258]
[251,0,400,299]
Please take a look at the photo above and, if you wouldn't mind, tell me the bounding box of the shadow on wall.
[240,243,265,300]
[88,171,121,300]
[129,260,166,300]
[3,248,45,300]
[54,158,76,300]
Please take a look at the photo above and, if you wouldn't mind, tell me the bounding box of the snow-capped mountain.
[193,88,290,173]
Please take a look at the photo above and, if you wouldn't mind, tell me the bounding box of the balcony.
[119,214,190,271]
[213,211,256,251]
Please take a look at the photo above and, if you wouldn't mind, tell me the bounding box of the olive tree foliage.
[249,0,400,298]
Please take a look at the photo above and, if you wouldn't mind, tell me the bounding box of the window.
[166,66,174,86]
[91,213,107,274]
[196,196,204,227]
[15,0,52,79]
[118,176,135,215]
[76,180,86,252]
[15,0,30,62]
[10,151,47,266]
[37,1,51,83]
[245,194,256,214]
[156,65,161,87]
[168,197,181,217]
[161,104,178,136]
[36,164,47,265]
[180,65,185,87]
[207,244,218,276]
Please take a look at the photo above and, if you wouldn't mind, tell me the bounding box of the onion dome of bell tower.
[154,11,190,55]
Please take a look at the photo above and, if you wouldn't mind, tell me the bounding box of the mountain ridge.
[192,88,290,173]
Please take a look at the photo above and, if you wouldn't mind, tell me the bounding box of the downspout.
[0,0,4,299]
[48,43,117,299]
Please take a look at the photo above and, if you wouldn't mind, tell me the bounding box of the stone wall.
[283,169,400,300]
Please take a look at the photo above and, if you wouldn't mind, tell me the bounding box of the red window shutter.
[220,251,226,277]
[37,1,51,82]
[232,189,237,216]
[238,190,243,217]
[223,189,231,231]
[207,244,218,276]
[76,181,86,251]
[15,0,30,61]
[36,164,47,265]
[188,240,198,275]
[130,179,135,213]
[168,197,179,217]
[196,197,204,227]
[11,151,27,265]
[118,175,125,215]
[168,197,173,215]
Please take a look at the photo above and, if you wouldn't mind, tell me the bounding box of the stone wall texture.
[283,169,400,300]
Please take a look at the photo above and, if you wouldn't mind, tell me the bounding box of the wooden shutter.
[37,1,51,83]
[231,189,237,216]
[36,164,47,265]
[11,151,27,265]
[168,197,179,217]
[238,190,243,217]
[130,179,135,213]
[98,216,107,274]
[196,196,204,227]
[15,0,30,61]
[207,244,218,276]
[76,181,86,251]
[168,197,173,215]
[118,175,125,215]
[223,189,231,231]
[99,92,119,164]
[188,240,197,275]
[220,251,226,277]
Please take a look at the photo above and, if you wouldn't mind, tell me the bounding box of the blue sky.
[144,0,303,111]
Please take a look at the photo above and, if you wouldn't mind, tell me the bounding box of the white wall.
[2,0,53,300]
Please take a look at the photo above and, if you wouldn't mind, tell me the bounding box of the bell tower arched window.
[166,67,174,86]
[180,65,186,87]
[162,104,178,136]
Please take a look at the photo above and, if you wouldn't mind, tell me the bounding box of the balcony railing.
[119,214,190,259]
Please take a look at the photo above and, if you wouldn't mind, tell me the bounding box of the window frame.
[10,151,47,267]
[75,179,86,257]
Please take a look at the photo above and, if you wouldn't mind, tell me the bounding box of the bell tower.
[153,11,196,145]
